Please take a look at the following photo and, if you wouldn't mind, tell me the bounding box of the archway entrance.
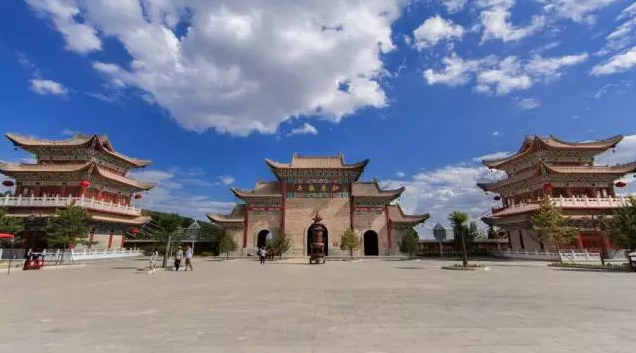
[363,230,379,256]
[256,229,270,249]
[306,226,329,256]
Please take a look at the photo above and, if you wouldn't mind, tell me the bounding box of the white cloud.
[439,0,469,13]
[29,79,68,95]
[472,151,514,162]
[526,53,589,80]
[128,169,182,190]
[395,171,406,178]
[591,45,636,76]
[540,0,623,23]
[61,128,79,136]
[517,98,541,109]
[476,57,533,95]
[129,168,234,219]
[425,52,588,95]
[287,123,318,136]
[29,0,406,136]
[424,53,485,86]
[218,176,235,186]
[382,163,507,234]
[492,131,500,136]
[593,80,633,98]
[412,15,465,49]
[26,0,101,54]
[478,0,546,42]
[180,178,214,187]
[596,134,636,195]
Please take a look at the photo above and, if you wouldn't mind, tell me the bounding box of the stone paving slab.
[0,258,634,353]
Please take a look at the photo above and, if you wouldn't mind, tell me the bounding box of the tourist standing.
[174,247,183,271]
[184,245,193,271]
[149,248,159,274]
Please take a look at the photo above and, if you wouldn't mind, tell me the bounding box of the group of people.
[148,244,194,273]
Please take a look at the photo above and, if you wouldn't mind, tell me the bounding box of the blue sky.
[1,0,636,234]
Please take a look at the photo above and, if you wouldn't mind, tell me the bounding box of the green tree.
[339,229,360,259]
[448,211,469,267]
[604,196,636,252]
[532,197,578,256]
[398,226,420,258]
[218,231,238,260]
[0,208,24,240]
[270,231,291,259]
[43,206,92,263]
[149,213,186,267]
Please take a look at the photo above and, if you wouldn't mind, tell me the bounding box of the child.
[149,248,159,274]
[174,247,183,271]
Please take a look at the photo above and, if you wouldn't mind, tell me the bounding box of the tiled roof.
[388,204,429,224]
[351,182,404,199]
[477,168,540,192]
[5,133,151,167]
[230,181,282,199]
[483,135,623,168]
[206,204,246,223]
[0,161,154,191]
[265,153,369,170]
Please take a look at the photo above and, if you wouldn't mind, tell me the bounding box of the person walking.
[184,245,194,271]
[149,248,159,274]
[174,247,183,271]
[259,247,266,265]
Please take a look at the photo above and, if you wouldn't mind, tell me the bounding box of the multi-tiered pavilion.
[479,135,636,251]
[207,153,429,257]
[0,133,154,249]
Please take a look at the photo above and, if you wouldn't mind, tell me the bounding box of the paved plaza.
[1,258,635,353]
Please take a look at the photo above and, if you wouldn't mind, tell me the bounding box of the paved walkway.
[1,258,634,353]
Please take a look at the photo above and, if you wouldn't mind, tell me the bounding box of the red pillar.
[281,181,286,235]
[349,195,354,231]
[120,232,125,248]
[601,234,611,250]
[107,232,114,249]
[576,234,584,249]
[385,206,392,251]
[243,205,249,248]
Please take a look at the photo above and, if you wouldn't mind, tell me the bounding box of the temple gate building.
[207,153,429,256]
[478,135,636,251]
[0,133,154,249]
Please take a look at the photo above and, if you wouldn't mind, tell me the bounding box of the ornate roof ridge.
[352,181,405,198]
[265,153,369,170]
[388,204,429,224]
[5,133,151,168]
[543,160,636,174]
[483,134,623,169]
[230,181,283,199]
[206,204,246,223]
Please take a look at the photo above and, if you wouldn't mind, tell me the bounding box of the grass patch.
[549,262,631,272]
[441,263,488,271]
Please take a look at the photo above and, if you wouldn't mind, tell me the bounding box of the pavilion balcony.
[1,194,142,216]
[490,195,631,216]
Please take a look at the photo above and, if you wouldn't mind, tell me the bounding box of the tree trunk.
[226,251,229,260]
[461,229,468,267]
[350,248,353,259]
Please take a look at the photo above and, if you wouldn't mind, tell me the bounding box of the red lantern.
[130,228,139,234]
[543,183,553,190]
[2,180,14,187]
[493,196,501,201]
[615,181,627,188]
[79,180,91,188]
[134,194,142,199]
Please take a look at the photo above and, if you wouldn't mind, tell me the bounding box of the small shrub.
[548,262,630,272]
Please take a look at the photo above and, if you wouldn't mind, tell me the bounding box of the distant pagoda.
[478,135,636,251]
[0,133,154,249]
[207,153,429,257]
